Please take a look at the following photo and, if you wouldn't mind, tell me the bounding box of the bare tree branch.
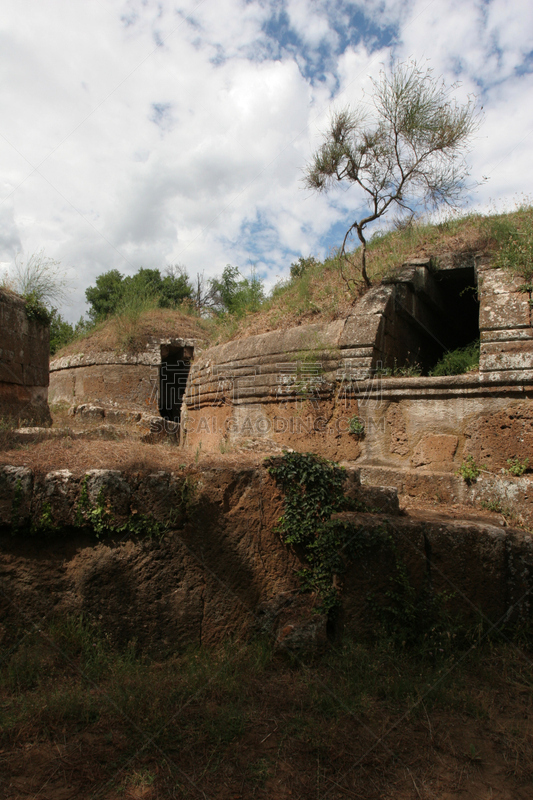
[304,60,482,289]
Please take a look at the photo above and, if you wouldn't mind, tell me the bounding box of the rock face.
[1,463,533,656]
[0,288,51,425]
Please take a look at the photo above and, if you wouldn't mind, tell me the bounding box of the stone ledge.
[50,338,200,371]
[357,464,533,529]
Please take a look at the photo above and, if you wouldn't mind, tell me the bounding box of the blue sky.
[1,0,532,321]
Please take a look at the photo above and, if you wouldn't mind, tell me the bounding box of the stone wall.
[47,252,533,471]
[1,463,532,653]
[0,288,51,425]
[49,338,197,414]
[478,255,533,379]
[181,252,533,467]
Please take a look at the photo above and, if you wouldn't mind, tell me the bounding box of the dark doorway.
[432,265,480,352]
[159,344,192,422]
[383,263,480,375]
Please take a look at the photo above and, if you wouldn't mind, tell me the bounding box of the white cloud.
[0,0,532,320]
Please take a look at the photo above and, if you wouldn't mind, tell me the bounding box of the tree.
[304,60,481,287]
[290,255,320,280]
[160,264,193,308]
[49,309,75,355]
[209,265,265,316]
[85,266,192,322]
[85,269,124,321]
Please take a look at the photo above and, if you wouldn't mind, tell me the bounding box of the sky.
[1,0,532,321]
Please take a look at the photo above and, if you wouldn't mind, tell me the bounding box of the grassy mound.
[53,305,210,358]
[56,204,533,355]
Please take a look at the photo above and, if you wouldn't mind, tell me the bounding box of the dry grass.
[202,209,498,343]
[0,417,19,452]
[53,205,533,355]
[0,435,268,474]
[54,307,210,359]
[1,619,533,800]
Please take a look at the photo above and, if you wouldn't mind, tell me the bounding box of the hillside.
[55,306,210,358]
[54,204,533,359]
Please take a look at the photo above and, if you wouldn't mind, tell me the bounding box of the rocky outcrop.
[1,463,532,656]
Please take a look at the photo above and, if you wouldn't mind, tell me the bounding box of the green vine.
[266,452,354,612]
[370,533,458,655]
[31,502,57,535]
[75,479,167,539]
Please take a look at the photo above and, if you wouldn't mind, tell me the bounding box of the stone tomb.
[0,288,51,425]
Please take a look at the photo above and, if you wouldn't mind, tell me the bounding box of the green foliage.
[85,266,193,323]
[488,205,533,280]
[372,536,458,656]
[506,456,529,477]
[290,255,320,280]
[85,269,124,321]
[457,455,481,484]
[22,291,51,325]
[348,416,365,436]
[75,476,169,540]
[8,251,69,310]
[10,479,24,532]
[480,499,503,513]
[112,283,159,351]
[49,308,76,355]
[209,264,265,316]
[376,358,422,377]
[266,452,349,611]
[32,502,56,534]
[430,340,480,376]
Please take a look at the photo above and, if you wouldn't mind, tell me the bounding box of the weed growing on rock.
[369,533,459,658]
[430,340,480,376]
[10,478,24,532]
[506,456,529,477]
[348,416,365,436]
[73,475,168,540]
[488,205,533,281]
[457,455,481,484]
[376,358,422,377]
[32,502,57,535]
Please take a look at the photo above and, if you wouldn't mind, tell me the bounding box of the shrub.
[348,416,365,436]
[457,455,481,484]
[430,340,480,376]
[506,457,529,477]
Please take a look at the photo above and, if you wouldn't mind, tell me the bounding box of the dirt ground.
[1,433,532,799]
[2,637,533,800]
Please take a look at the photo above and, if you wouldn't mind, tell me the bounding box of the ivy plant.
[265,452,351,612]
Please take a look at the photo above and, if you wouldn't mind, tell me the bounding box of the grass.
[232,202,533,342]
[430,339,480,376]
[53,305,210,359]
[52,203,533,359]
[1,614,533,798]
[0,415,29,451]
